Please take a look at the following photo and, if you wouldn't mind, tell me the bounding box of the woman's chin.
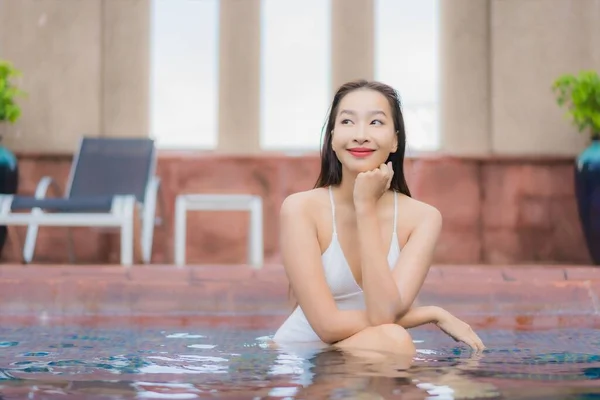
[345,160,384,173]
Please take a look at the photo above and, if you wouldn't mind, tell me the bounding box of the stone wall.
[0,152,590,265]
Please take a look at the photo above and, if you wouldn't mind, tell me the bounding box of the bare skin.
[278,88,484,358]
[281,188,439,356]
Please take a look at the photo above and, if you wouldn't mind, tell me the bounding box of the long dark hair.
[287,80,412,311]
[314,80,411,197]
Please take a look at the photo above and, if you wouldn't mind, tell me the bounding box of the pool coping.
[0,264,598,326]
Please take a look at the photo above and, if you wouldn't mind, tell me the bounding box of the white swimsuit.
[272,187,401,344]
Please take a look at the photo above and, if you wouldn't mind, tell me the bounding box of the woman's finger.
[468,329,483,346]
[460,330,483,351]
[470,335,484,352]
[474,336,486,351]
[463,339,477,350]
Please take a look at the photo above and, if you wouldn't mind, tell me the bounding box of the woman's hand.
[353,162,394,209]
[435,309,485,351]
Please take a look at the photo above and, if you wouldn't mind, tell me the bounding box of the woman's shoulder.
[396,193,442,228]
[280,188,330,220]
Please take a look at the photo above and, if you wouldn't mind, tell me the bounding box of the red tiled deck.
[0,264,598,330]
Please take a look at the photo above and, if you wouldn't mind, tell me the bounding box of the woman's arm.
[355,200,443,325]
[394,306,443,329]
[397,306,486,350]
[280,193,371,344]
[355,203,403,325]
[390,205,442,316]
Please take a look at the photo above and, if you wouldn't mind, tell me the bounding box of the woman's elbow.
[318,334,338,345]
[314,325,341,345]
[313,318,356,344]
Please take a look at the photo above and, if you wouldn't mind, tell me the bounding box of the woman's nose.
[353,126,369,143]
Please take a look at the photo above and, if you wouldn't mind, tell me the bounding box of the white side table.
[174,194,264,268]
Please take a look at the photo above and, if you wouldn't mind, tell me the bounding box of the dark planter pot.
[0,144,18,257]
[575,138,600,265]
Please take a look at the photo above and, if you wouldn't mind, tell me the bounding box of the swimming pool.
[1,318,599,399]
[0,264,598,399]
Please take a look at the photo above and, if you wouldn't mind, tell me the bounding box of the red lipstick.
[347,147,375,158]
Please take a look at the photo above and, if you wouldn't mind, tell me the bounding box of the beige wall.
[491,0,600,155]
[0,0,149,153]
[2,0,598,155]
[216,0,261,153]
[102,0,150,139]
[331,0,374,92]
[442,0,600,156]
[216,0,376,153]
[439,0,491,155]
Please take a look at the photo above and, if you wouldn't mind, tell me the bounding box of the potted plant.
[0,59,24,256]
[552,70,600,265]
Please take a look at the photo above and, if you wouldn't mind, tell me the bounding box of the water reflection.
[270,345,499,399]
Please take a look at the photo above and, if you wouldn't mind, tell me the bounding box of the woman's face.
[331,89,398,173]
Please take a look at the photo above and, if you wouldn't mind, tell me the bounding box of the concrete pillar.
[0,0,151,153]
[0,0,103,153]
[331,0,374,93]
[439,0,491,155]
[217,0,261,153]
[591,1,600,69]
[491,0,599,155]
[101,0,150,138]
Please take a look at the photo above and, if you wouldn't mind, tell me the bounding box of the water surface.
[0,322,599,399]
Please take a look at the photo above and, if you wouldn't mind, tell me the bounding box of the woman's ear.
[330,131,337,153]
[391,131,399,153]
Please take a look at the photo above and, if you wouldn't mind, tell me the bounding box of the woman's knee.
[376,323,409,337]
[335,323,416,360]
[374,324,415,349]
[335,323,415,351]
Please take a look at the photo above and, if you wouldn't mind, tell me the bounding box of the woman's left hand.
[435,310,485,352]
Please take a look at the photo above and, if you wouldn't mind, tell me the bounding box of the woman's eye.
[341,119,352,125]
[371,120,383,125]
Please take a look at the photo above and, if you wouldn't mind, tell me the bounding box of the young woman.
[272,80,484,357]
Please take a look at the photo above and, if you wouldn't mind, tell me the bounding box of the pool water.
[0,322,599,399]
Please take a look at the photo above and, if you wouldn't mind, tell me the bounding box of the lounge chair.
[0,137,163,266]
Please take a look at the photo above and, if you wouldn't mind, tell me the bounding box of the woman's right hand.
[353,162,394,210]
[434,308,485,352]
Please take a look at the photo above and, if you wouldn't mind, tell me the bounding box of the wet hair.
[314,79,411,197]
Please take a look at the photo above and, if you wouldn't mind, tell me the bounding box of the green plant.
[0,60,25,124]
[552,70,600,140]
